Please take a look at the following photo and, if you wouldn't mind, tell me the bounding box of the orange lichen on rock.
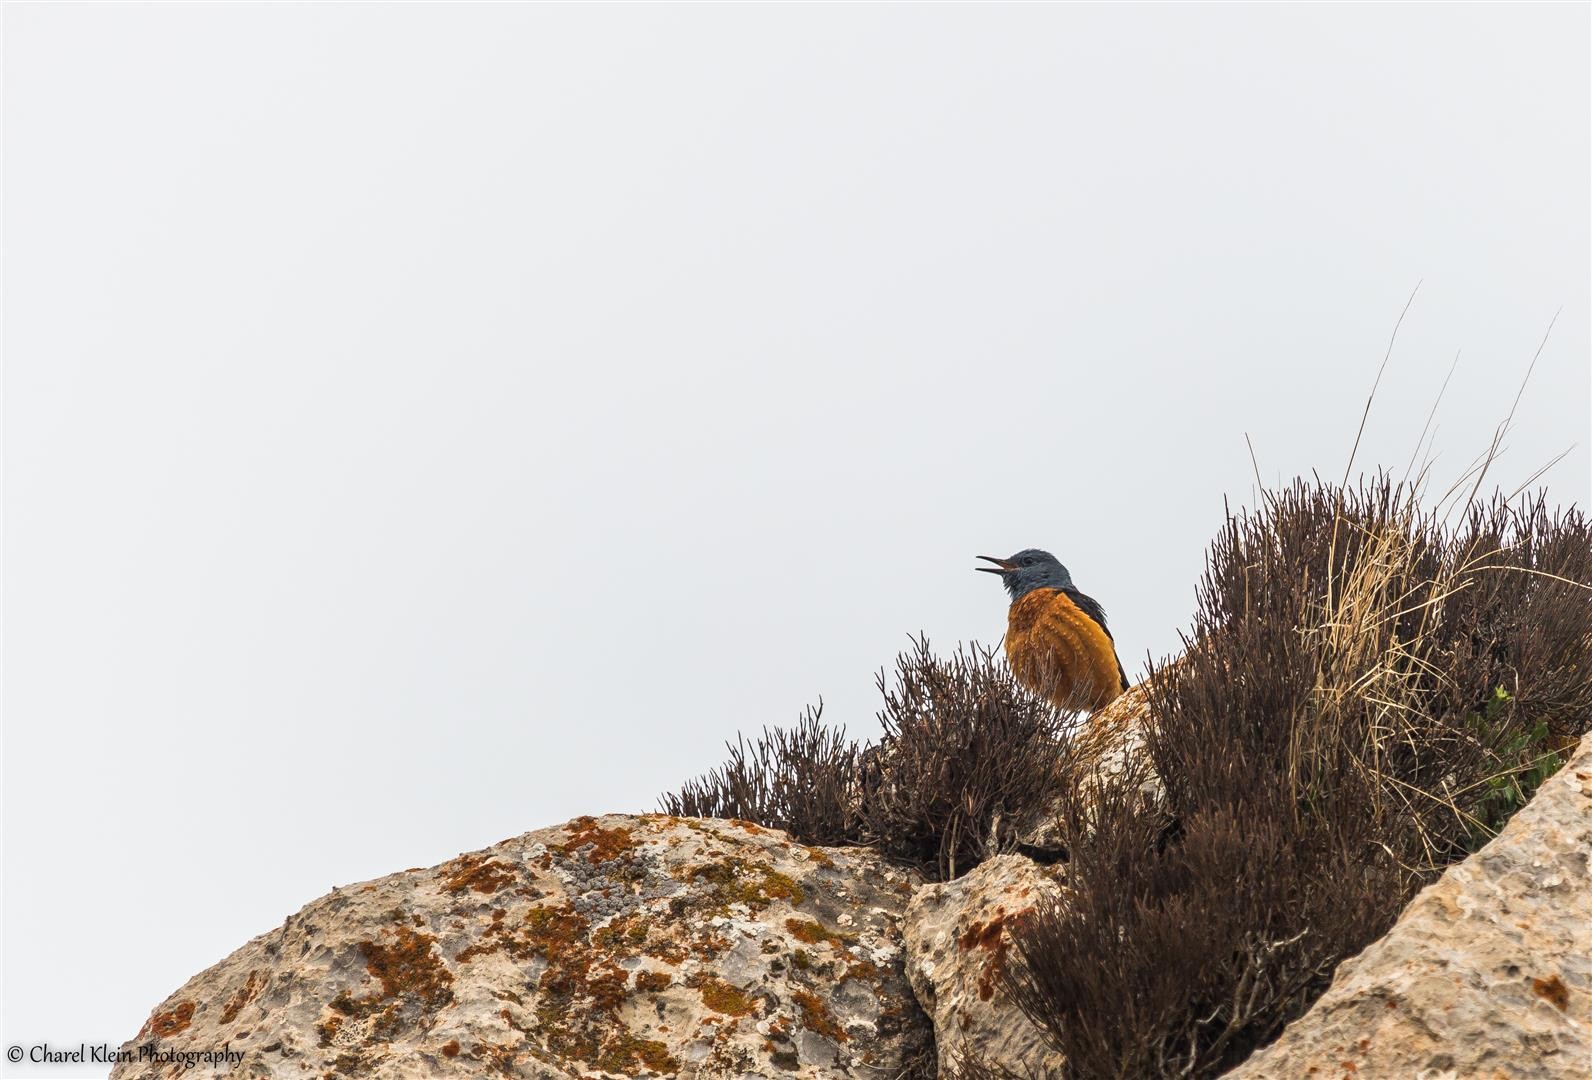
[554,816,637,864]
[472,1042,520,1073]
[1532,974,1570,1010]
[793,989,849,1042]
[524,905,590,961]
[592,914,650,952]
[440,1039,461,1058]
[645,939,690,965]
[804,847,836,868]
[957,906,1033,1002]
[785,917,850,947]
[635,970,672,993]
[323,924,456,1052]
[843,960,882,983]
[957,910,1011,953]
[315,1014,343,1048]
[362,926,455,1008]
[693,976,757,1017]
[687,859,805,912]
[458,902,587,966]
[466,900,667,1074]
[145,1000,196,1038]
[596,1032,680,1075]
[442,853,517,895]
[220,970,263,1024]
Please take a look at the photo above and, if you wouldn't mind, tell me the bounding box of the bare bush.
[992,477,1592,1079]
[661,638,1076,880]
[659,704,861,847]
[855,637,1075,879]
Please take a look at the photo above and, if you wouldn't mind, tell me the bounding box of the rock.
[903,855,1066,1078]
[1225,732,1592,1080]
[1022,679,1160,854]
[114,815,932,1079]
[1072,681,1160,797]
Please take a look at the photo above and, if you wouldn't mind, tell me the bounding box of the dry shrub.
[661,638,1074,880]
[856,637,1073,879]
[663,469,1590,1079]
[658,704,860,847]
[991,477,1592,1080]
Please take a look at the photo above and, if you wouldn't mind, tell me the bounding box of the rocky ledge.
[112,815,930,1079]
[1225,730,1592,1080]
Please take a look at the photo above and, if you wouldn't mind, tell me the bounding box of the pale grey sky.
[4,4,1588,1073]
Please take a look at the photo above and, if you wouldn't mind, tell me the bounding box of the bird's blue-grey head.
[975,548,1074,601]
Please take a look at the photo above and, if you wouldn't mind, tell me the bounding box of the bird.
[977,548,1129,713]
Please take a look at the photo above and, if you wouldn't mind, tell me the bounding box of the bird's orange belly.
[1005,590,1124,712]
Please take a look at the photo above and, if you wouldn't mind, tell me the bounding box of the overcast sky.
[4,4,1588,1073]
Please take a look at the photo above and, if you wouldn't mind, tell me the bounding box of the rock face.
[1021,680,1158,854]
[114,815,932,1079]
[1225,732,1592,1080]
[902,855,1065,1078]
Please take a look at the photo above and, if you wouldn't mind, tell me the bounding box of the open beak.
[975,555,1014,574]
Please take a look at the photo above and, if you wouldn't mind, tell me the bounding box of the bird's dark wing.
[1062,587,1131,692]
[1061,587,1113,638]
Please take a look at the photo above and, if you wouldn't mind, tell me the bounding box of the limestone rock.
[903,855,1065,1078]
[113,815,932,1079]
[1023,680,1160,853]
[1225,732,1592,1080]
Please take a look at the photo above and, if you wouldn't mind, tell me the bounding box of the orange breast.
[1005,589,1125,712]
